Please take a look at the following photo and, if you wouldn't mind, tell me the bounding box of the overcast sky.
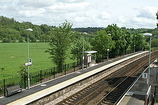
[0,0,157,28]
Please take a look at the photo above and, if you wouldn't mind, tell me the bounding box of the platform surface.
[0,52,147,105]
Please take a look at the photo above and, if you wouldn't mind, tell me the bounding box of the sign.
[28,58,32,63]
[25,62,32,66]
[142,73,148,79]
[87,54,91,63]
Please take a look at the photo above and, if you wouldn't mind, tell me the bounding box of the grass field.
[0,43,74,80]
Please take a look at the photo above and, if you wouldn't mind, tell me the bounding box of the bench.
[5,84,22,96]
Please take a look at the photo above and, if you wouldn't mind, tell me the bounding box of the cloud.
[0,0,157,28]
[99,12,111,20]
[17,0,56,8]
[116,15,156,29]
[136,6,157,19]
[47,2,89,13]
[57,0,85,3]
[115,6,158,28]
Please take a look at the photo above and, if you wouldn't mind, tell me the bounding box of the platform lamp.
[107,33,111,60]
[26,28,33,89]
[133,35,136,53]
[143,33,152,85]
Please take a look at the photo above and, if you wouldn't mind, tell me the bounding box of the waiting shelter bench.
[5,84,22,96]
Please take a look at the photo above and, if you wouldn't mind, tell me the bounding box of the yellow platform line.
[7,51,147,105]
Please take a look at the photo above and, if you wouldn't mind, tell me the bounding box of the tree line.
[45,21,158,72]
[1,16,158,72]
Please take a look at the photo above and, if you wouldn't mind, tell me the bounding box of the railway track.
[56,52,157,105]
[99,77,135,105]
[97,52,157,105]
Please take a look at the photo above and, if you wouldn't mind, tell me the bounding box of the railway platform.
[0,51,148,105]
[118,60,158,105]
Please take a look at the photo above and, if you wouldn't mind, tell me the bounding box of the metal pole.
[82,35,84,70]
[107,49,109,60]
[107,50,108,60]
[143,33,152,87]
[26,28,33,89]
[148,36,151,85]
[107,38,109,60]
[27,33,30,89]
[107,34,111,60]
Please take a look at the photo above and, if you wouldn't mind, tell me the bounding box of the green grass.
[0,43,55,79]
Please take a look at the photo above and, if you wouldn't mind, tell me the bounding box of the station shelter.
[83,51,97,67]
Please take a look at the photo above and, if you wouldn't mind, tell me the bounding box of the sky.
[0,0,158,29]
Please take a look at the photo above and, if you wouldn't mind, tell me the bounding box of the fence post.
[40,70,42,83]
[51,68,53,75]
[3,79,6,96]
[44,71,46,79]
[24,73,27,88]
[73,62,75,72]
[64,64,66,75]
[54,67,55,78]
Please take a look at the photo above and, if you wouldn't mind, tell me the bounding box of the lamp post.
[107,33,111,60]
[134,35,136,53]
[107,49,109,60]
[26,28,33,89]
[143,33,152,85]
[82,33,85,70]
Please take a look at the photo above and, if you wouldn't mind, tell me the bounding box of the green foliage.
[47,21,74,72]
[0,16,52,43]
[151,37,158,51]
[73,27,103,33]
[70,32,92,61]
[152,38,158,47]
[135,34,145,51]
[0,16,15,26]
[91,29,115,58]
[0,27,20,42]
[105,24,130,56]
[0,16,156,80]
[152,31,158,36]
[19,66,27,88]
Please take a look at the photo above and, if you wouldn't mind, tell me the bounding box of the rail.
[116,64,151,105]
[96,51,157,105]
[56,51,150,105]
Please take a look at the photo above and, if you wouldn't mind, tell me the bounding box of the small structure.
[83,51,97,67]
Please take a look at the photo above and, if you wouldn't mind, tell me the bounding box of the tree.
[0,27,20,43]
[71,32,92,64]
[91,29,115,59]
[131,33,145,52]
[105,24,125,56]
[152,38,158,47]
[151,38,158,50]
[47,21,73,72]
[40,24,52,34]
[124,30,132,53]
